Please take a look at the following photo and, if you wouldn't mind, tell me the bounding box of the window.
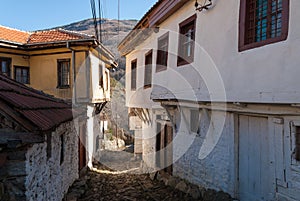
[144,50,153,88]
[239,0,289,51]
[57,59,70,88]
[131,59,137,91]
[190,110,200,133]
[156,32,169,72]
[60,134,65,165]
[99,64,103,87]
[178,14,197,66]
[14,66,29,84]
[0,57,11,77]
[104,71,109,91]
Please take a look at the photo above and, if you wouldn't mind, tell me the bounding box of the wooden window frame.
[239,0,289,52]
[14,66,30,84]
[294,126,300,162]
[57,59,70,89]
[144,50,153,89]
[156,32,169,72]
[0,57,11,77]
[131,59,137,91]
[177,14,197,66]
[104,70,109,91]
[99,64,104,87]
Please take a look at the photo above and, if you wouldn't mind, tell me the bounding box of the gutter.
[66,42,77,103]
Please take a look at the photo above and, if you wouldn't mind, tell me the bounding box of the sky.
[0,0,158,31]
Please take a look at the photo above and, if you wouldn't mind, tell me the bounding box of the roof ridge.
[57,28,95,39]
[0,24,31,34]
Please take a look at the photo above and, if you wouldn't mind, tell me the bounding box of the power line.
[118,0,120,43]
[90,0,99,41]
[98,0,102,43]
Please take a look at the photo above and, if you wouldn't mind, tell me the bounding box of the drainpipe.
[66,42,76,104]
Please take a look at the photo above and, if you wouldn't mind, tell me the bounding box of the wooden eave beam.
[0,131,44,146]
[149,0,189,27]
[118,0,189,56]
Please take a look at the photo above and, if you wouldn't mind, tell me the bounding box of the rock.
[175,181,188,192]
[165,176,178,188]
[215,191,233,201]
[149,172,157,180]
[73,180,86,188]
[203,189,217,201]
[156,172,162,181]
[65,193,78,201]
[117,139,125,148]
[187,185,202,199]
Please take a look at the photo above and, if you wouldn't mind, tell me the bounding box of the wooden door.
[238,115,275,201]
[156,122,173,175]
[79,123,87,171]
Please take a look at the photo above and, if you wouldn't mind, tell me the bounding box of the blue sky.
[0,0,157,31]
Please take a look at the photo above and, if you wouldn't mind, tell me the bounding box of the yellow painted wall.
[0,50,29,80]
[30,50,87,100]
[0,46,111,103]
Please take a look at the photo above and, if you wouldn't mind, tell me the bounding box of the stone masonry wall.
[25,121,79,201]
[173,110,236,197]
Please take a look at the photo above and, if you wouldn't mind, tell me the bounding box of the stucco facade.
[119,0,300,200]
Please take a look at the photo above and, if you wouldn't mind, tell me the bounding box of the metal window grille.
[246,0,283,44]
[58,60,70,88]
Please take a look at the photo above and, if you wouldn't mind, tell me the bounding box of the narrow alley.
[65,148,233,201]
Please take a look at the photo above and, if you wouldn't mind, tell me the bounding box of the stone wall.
[25,121,79,201]
[0,120,79,201]
[173,110,235,196]
[0,148,28,200]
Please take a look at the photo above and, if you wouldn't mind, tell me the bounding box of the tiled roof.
[0,25,94,45]
[0,74,84,131]
[27,29,92,44]
[0,25,30,44]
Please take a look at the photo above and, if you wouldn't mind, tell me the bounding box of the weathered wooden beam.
[0,131,44,146]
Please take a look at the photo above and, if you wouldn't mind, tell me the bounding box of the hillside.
[58,18,137,71]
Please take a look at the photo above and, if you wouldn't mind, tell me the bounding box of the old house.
[0,25,117,167]
[119,0,300,200]
[0,74,85,200]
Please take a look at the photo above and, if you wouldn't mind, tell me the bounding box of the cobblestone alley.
[65,147,233,201]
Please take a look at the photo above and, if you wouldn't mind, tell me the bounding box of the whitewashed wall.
[25,121,79,201]
[172,109,235,195]
[124,0,300,104]
[89,53,110,103]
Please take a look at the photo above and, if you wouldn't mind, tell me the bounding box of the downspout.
[67,42,76,104]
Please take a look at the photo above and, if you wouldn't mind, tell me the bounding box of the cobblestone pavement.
[75,167,196,201]
[65,147,232,201]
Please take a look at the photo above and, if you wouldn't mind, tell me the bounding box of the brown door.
[156,122,173,175]
[79,122,87,171]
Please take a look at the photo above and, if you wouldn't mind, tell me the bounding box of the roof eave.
[118,0,190,56]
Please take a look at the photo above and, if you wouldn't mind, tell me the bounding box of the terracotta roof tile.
[0,25,94,45]
[27,29,92,44]
[0,25,30,44]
